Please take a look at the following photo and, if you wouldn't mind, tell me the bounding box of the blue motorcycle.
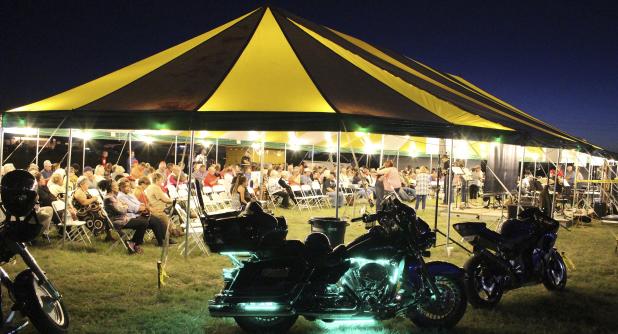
[454,207,567,308]
[204,194,467,333]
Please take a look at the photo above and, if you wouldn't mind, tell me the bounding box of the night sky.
[1,1,617,150]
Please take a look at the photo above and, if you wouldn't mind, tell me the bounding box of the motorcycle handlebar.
[351,213,380,223]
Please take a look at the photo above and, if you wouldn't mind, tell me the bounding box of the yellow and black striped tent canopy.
[2,7,599,151]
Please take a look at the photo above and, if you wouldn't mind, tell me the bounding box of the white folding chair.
[51,200,92,245]
[167,185,180,200]
[290,185,310,211]
[212,184,232,206]
[312,181,331,208]
[174,204,209,255]
[301,184,321,209]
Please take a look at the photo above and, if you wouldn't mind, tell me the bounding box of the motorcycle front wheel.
[13,269,69,334]
[464,254,503,308]
[408,275,467,328]
[234,315,298,333]
[543,251,567,291]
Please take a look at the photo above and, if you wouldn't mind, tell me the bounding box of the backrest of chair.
[87,189,100,198]
[301,184,313,194]
[168,185,179,199]
[247,187,255,195]
[203,186,213,194]
[290,184,301,192]
[51,200,65,212]
[174,204,187,221]
[212,184,225,193]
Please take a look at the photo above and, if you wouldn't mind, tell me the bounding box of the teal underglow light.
[220,252,252,257]
[239,302,280,311]
[349,258,391,266]
[317,318,378,330]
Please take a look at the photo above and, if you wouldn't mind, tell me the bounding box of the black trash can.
[308,217,349,246]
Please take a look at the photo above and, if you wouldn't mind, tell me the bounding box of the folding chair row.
[174,204,209,256]
[50,200,92,246]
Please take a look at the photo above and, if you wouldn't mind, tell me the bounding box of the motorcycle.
[0,170,69,333]
[204,194,467,332]
[453,207,567,308]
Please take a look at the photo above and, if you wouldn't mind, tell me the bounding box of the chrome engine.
[342,259,398,310]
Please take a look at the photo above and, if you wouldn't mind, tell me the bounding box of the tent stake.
[185,131,195,259]
[63,129,73,248]
[336,131,341,219]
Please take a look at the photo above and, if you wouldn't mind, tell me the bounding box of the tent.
[1,7,601,152]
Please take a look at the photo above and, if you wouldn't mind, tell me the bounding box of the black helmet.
[1,170,37,217]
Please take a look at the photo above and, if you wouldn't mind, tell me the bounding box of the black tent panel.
[273,11,448,125]
[82,8,265,111]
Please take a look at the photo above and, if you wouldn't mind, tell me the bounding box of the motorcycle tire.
[234,315,298,333]
[464,254,503,309]
[409,275,467,328]
[542,251,567,291]
[13,269,69,334]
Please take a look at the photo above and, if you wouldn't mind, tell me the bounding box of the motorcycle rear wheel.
[543,251,567,291]
[464,254,503,308]
[13,269,69,334]
[409,275,467,328]
[234,315,298,333]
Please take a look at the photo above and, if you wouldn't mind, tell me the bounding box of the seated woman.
[117,178,172,247]
[74,176,113,240]
[145,173,183,237]
[230,175,251,210]
[48,173,66,199]
[99,179,148,254]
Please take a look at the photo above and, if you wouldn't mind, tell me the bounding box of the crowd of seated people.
[0,152,453,254]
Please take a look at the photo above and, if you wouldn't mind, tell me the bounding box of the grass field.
[4,204,618,334]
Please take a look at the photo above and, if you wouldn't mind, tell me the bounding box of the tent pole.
[379,134,385,167]
[336,131,341,219]
[446,139,454,255]
[82,137,87,174]
[215,138,219,165]
[128,132,132,173]
[550,149,562,218]
[311,145,314,167]
[572,151,580,209]
[430,154,433,173]
[284,144,287,168]
[35,128,40,166]
[63,129,73,248]
[174,136,178,165]
[517,146,526,216]
[184,130,195,259]
[396,151,400,169]
[260,139,265,200]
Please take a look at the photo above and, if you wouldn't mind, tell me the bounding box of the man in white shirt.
[267,171,291,208]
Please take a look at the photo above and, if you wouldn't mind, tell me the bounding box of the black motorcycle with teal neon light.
[204,194,467,333]
[453,207,567,309]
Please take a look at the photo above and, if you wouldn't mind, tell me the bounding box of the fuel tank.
[346,226,398,260]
